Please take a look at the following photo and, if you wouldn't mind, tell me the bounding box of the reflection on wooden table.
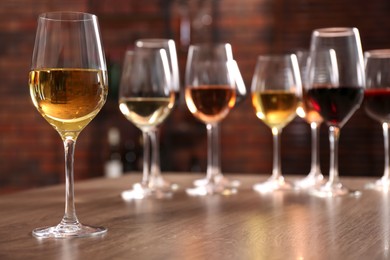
[0,173,387,259]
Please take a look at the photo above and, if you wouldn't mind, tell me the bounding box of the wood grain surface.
[0,173,387,260]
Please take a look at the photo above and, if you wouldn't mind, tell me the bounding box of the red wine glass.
[307,27,365,197]
[364,49,390,192]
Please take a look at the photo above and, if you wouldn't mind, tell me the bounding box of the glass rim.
[313,27,357,37]
[189,42,232,50]
[256,53,297,60]
[38,11,97,22]
[365,49,390,58]
[135,38,174,47]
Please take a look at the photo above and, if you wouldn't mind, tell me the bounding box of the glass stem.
[309,122,321,176]
[271,127,282,180]
[383,123,390,180]
[328,126,340,185]
[213,123,221,176]
[206,123,218,183]
[61,137,79,226]
[141,132,151,186]
[149,130,161,179]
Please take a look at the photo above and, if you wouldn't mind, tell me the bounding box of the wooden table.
[0,173,388,260]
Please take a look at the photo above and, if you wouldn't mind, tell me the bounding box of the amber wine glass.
[192,43,243,189]
[119,47,175,200]
[185,44,237,196]
[294,50,325,189]
[135,39,180,191]
[364,50,390,192]
[251,54,302,193]
[29,12,108,238]
[307,28,365,197]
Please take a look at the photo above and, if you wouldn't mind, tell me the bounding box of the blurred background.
[0,0,389,193]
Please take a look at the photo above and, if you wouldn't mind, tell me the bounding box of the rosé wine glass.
[184,44,237,196]
[192,43,245,190]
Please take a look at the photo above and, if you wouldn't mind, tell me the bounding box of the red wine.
[364,89,390,123]
[307,86,363,127]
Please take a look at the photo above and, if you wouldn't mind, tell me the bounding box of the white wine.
[29,68,108,139]
[119,95,175,131]
[252,90,299,129]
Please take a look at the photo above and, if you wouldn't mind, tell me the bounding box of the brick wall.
[0,0,389,193]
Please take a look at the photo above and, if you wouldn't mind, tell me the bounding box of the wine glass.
[364,49,390,192]
[28,12,108,238]
[192,43,244,189]
[184,44,237,196]
[251,54,302,193]
[135,39,180,191]
[294,50,325,189]
[119,47,175,200]
[307,27,365,197]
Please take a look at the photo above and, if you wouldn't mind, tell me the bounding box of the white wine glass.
[29,12,108,238]
[119,47,175,200]
[135,39,180,191]
[251,53,302,193]
[192,43,244,189]
[185,44,237,196]
[364,49,390,192]
[294,50,325,189]
[307,27,365,197]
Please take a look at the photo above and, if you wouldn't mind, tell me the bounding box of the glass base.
[310,181,361,198]
[294,173,325,190]
[365,177,390,192]
[121,182,173,200]
[253,176,292,193]
[32,223,107,239]
[193,174,240,188]
[186,182,238,196]
[150,175,179,191]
